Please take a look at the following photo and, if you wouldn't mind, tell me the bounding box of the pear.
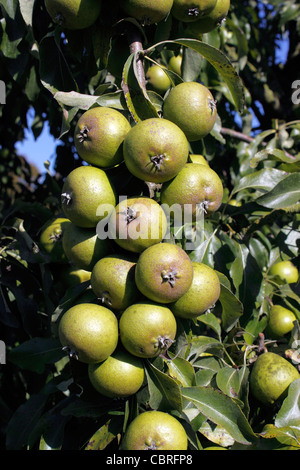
[58,303,118,364]
[45,0,101,30]
[163,82,217,141]
[250,352,300,405]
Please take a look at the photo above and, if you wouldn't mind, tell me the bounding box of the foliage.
[0,0,300,451]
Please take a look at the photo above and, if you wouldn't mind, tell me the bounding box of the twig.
[220,127,295,159]
[220,127,256,144]
[125,23,147,92]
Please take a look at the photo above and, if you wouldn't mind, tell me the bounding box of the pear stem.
[257,332,268,354]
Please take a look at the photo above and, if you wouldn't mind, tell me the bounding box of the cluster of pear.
[49,97,224,397]
[41,0,300,449]
[45,0,230,32]
[39,76,225,409]
[39,0,234,450]
[40,1,229,415]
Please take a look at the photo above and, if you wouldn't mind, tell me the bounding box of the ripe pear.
[184,0,230,35]
[108,196,168,253]
[62,222,111,271]
[58,303,118,363]
[122,411,188,450]
[171,0,217,22]
[269,260,299,284]
[168,54,182,76]
[39,217,71,263]
[74,107,131,168]
[60,265,92,288]
[120,0,173,25]
[91,254,139,310]
[88,348,145,398]
[170,262,221,318]
[189,154,209,166]
[146,65,172,95]
[163,82,217,141]
[249,352,300,405]
[61,165,116,228]
[265,305,297,339]
[160,163,223,218]
[45,0,101,30]
[119,301,177,358]
[135,242,194,304]
[123,118,189,184]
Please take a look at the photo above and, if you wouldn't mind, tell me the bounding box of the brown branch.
[220,127,255,144]
[125,23,147,92]
[220,127,295,159]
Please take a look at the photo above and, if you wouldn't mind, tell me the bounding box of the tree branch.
[125,23,147,92]
[220,127,255,144]
[220,127,295,159]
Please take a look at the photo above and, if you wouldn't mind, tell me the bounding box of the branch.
[125,23,147,92]
[220,127,295,159]
[220,127,255,144]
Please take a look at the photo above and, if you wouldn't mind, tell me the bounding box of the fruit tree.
[0,0,300,452]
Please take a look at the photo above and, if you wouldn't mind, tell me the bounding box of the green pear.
[250,352,300,405]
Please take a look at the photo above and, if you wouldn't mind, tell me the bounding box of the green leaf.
[189,226,218,264]
[6,394,48,450]
[229,241,263,322]
[181,46,203,82]
[19,0,35,26]
[275,379,300,428]
[256,173,300,209]
[218,278,244,333]
[53,91,104,110]
[231,168,289,196]
[0,15,25,60]
[229,19,248,70]
[245,130,276,160]
[61,396,117,418]
[187,336,223,362]
[197,311,221,337]
[1,0,20,19]
[122,52,159,122]
[147,39,245,113]
[39,31,78,95]
[278,2,300,26]
[250,147,300,168]
[144,360,183,412]
[181,386,257,445]
[195,368,218,387]
[34,409,69,450]
[260,424,300,448]
[54,89,126,111]
[85,417,123,450]
[165,353,196,387]
[8,337,65,373]
[216,365,250,402]
[199,421,235,447]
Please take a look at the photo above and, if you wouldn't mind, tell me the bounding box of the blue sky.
[15,109,58,174]
[15,36,290,176]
